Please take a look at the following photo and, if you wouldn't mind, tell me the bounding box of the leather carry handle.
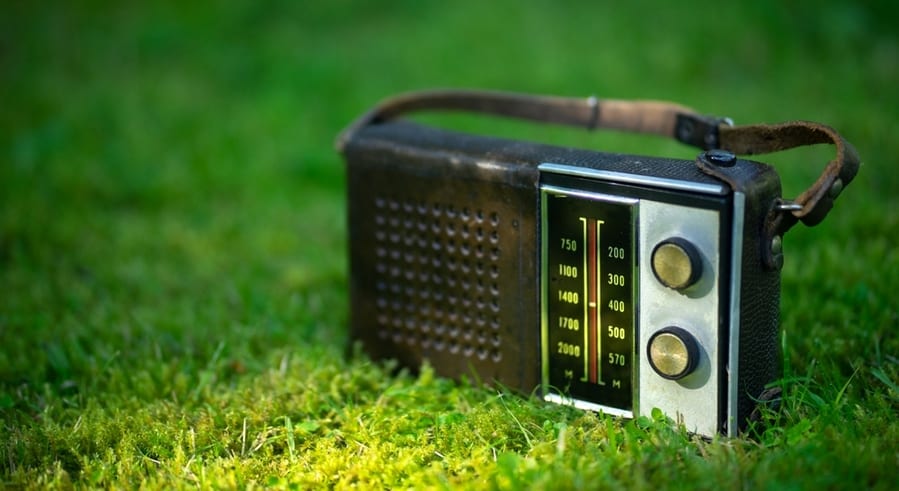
[337,89,860,232]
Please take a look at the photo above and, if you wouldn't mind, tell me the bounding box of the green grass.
[2,0,898,488]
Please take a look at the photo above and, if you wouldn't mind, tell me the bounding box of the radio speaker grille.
[372,196,503,362]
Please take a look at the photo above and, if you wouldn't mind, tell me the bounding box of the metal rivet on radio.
[704,149,736,167]
[829,178,844,199]
[771,235,783,255]
[770,235,785,270]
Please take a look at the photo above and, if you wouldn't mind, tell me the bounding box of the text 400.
[559,290,579,304]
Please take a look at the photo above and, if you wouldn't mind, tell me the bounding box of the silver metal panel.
[543,393,633,418]
[538,163,727,196]
[540,184,640,205]
[638,200,722,437]
[726,192,745,437]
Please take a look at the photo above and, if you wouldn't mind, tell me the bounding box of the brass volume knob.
[647,327,699,380]
[651,238,703,290]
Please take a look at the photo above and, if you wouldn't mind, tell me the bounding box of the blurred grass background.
[1,0,897,488]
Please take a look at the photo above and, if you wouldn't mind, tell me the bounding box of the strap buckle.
[675,114,734,150]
